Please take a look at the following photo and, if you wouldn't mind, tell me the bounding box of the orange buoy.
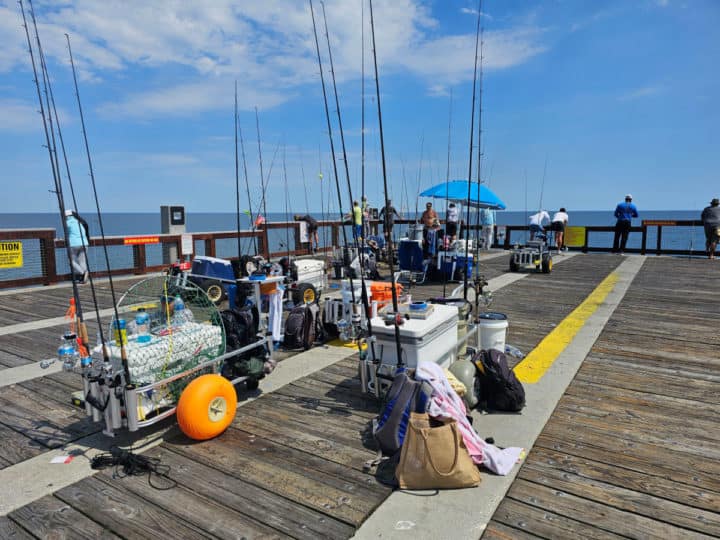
[176,374,237,440]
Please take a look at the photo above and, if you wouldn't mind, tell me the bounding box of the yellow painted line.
[514,271,619,384]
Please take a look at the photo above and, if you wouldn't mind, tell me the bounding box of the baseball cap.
[64,209,74,217]
[625,194,632,200]
[711,198,719,206]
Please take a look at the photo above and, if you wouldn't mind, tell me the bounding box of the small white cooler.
[364,303,458,395]
[371,303,458,369]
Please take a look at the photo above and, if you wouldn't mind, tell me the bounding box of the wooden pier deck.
[0,253,718,538]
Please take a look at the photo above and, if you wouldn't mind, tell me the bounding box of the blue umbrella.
[419,180,506,209]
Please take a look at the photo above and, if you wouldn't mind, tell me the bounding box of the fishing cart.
[63,275,274,440]
[509,233,553,273]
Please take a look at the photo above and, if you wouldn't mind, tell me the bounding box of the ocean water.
[0,209,706,282]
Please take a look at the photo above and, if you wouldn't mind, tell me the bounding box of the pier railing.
[0,218,708,289]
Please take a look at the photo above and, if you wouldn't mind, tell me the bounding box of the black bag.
[284,305,308,349]
[473,349,526,412]
[221,307,259,353]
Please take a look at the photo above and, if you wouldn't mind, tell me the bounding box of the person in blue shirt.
[612,194,638,254]
[479,207,495,249]
[65,209,90,283]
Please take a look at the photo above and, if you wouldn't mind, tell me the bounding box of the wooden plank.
[492,498,626,540]
[55,476,211,539]
[8,494,120,539]
[534,431,720,496]
[520,456,720,536]
[233,404,374,457]
[92,468,283,539]
[555,394,720,444]
[506,479,706,539]
[482,520,543,540]
[546,409,720,473]
[149,446,354,540]
[0,420,46,468]
[166,427,380,526]
[0,394,86,449]
[0,516,34,539]
[564,379,720,423]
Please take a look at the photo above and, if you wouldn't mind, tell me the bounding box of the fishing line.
[442,89,453,298]
[369,0,403,366]
[462,0,483,302]
[234,81,242,261]
[473,3,485,282]
[66,33,127,375]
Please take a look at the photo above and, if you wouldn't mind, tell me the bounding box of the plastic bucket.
[478,312,508,352]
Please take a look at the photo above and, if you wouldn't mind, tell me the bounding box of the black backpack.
[221,307,259,353]
[473,349,526,412]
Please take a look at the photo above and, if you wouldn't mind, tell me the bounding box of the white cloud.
[0,98,71,133]
[618,85,663,101]
[3,0,549,118]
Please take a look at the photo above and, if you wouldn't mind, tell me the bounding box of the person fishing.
[701,197,720,259]
[612,194,639,254]
[528,209,550,240]
[550,207,569,251]
[347,200,363,244]
[294,214,319,253]
[361,196,371,238]
[65,209,89,283]
[378,199,400,240]
[421,201,440,256]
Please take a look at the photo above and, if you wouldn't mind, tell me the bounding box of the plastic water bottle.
[172,295,193,326]
[112,319,127,345]
[58,336,80,371]
[505,344,525,359]
[135,309,151,343]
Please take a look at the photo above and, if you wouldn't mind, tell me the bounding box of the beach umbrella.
[419,180,506,210]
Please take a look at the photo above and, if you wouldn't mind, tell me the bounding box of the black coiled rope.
[90,446,176,490]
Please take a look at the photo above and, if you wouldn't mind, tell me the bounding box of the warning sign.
[0,241,23,268]
[564,226,586,248]
[123,236,160,246]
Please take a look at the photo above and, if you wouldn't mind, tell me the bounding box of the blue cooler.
[440,253,473,279]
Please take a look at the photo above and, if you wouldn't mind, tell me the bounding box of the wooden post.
[656,226,662,255]
[583,228,589,253]
[133,244,147,275]
[40,230,57,285]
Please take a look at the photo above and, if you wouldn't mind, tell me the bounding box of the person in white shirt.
[446,202,460,243]
[550,208,569,250]
[528,210,550,240]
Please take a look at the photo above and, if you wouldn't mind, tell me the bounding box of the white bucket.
[478,312,508,352]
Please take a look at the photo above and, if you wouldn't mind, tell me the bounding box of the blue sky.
[1,0,718,216]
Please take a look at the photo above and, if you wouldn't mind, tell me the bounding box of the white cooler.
[370,303,458,369]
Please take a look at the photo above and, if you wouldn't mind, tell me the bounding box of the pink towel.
[415,361,523,476]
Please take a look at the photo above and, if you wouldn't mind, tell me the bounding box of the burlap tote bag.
[396,412,481,490]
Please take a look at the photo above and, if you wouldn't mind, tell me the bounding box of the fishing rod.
[19,0,89,350]
[442,89,453,297]
[30,3,107,360]
[462,0,483,302]
[320,1,364,265]
[282,143,292,260]
[473,3,485,274]
[310,0,372,366]
[414,134,425,226]
[236,100,255,255]
[254,106,269,255]
[66,32,130,381]
[234,82,242,261]
[538,154,548,212]
[318,145,328,249]
[369,0,403,368]
[361,0,366,238]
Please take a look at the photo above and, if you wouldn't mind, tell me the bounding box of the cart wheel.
[542,254,553,273]
[246,378,260,391]
[293,283,318,305]
[200,279,226,305]
[176,374,237,440]
[509,256,519,272]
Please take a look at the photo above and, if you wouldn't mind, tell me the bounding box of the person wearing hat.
[701,198,720,259]
[64,209,90,283]
[612,194,638,254]
[294,214,319,253]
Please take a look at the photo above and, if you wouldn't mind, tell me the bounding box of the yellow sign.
[0,241,23,268]
[564,226,586,248]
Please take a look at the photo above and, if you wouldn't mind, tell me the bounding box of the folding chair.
[395,240,429,285]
